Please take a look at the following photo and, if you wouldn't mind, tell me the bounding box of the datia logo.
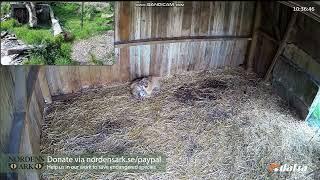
[268,163,308,173]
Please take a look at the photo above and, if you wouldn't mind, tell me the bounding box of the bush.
[1,19,21,30]
[84,5,98,20]
[29,35,73,65]
[0,2,10,17]
[55,57,72,65]
[23,55,46,65]
[60,43,72,57]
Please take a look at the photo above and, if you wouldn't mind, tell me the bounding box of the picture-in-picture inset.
[0,1,115,65]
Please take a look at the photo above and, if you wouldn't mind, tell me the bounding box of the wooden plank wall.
[0,66,15,153]
[115,1,254,41]
[116,1,254,80]
[46,1,255,96]
[0,66,45,180]
[254,1,320,118]
[251,1,291,77]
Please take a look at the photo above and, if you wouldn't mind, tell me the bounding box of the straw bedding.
[41,67,320,179]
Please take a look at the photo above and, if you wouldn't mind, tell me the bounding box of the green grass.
[23,55,46,65]
[1,19,73,65]
[0,2,10,17]
[52,2,113,40]
[23,36,76,65]
[1,2,114,65]
[14,27,53,44]
[1,19,53,44]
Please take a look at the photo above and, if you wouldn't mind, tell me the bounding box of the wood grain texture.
[0,66,15,153]
[0,66,45,165]
[46,39,249,96]
[45,1,255,96]
[115,1,255,41]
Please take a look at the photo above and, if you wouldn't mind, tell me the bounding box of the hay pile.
[41,67,320,179]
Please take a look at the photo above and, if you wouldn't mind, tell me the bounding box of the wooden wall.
[115,1,254,41]
[0,66,15,154]
[251,1,320,119]
[0,66,45,180]
[45,40,249,96]
[115,1,255,79]
[45,1,255,96]
[251,1,292,77]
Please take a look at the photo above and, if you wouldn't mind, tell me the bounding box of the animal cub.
[130,76,161,100]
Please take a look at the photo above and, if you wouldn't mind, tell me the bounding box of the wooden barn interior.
[1,1,320,179]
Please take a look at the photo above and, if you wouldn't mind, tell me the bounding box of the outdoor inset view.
[0,2,114,65]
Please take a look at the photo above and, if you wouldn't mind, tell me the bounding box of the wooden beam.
[114,35,252,48]
[263,11,298,81]
[246,1,262,72]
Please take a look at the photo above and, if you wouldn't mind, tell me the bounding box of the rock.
[1,31,8,38]
[7,46,31,55]
[1,56,13,65]
[1,31,30,65]
[101,13,113,18]
[7,37,17,40]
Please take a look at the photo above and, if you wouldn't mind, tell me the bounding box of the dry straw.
[41,68,320,179]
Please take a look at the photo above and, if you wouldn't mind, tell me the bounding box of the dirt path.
[71,30,114,65]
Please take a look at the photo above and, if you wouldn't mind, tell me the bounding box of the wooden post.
[263,11,298,81]
[38,67,52,104]
[246,1,262,72]
[81,2,84,29]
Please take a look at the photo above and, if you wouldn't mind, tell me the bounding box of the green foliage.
[84,5,98,20]
[60,43,72,57]
[1,18,52,44]
[1,18,21,30]
[23,55,46,65]
[51,3,79,18]
[55,56,74,65]
[1,2,114,65]
[29,36,73,65]
[14,26,53,44]
[0,2,10,17]
[52,2,113,40]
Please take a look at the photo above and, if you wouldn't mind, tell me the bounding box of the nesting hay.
[174,79,227,104]
[41,67,320,179]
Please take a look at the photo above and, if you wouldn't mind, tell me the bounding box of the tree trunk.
[81,2,84,29]
[25,2,38,28]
